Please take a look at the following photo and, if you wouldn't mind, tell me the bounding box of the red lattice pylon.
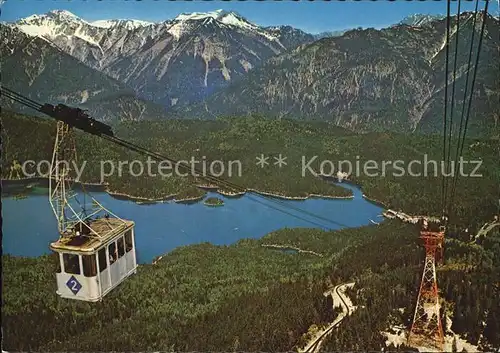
[408,230,445,350]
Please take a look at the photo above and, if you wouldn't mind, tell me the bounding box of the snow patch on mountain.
[172,9,278,42]
[90,20,117,28]
[217,11,256,31]
[398,14,444,27]
[174,9,225,22]
[12,22,54,37]
[11,8,282,44]
[91,19,153,29]
[48,10,81,20]
[74,28,102,50]
[166,21,190,40]
[173,9,255,30]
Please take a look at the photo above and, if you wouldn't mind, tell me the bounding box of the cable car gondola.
[47,117,136,301]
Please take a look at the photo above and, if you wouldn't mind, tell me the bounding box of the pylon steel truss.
[49,121,124,238]
[408,230,445,350]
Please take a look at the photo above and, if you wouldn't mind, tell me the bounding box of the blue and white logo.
[66,275,82,295]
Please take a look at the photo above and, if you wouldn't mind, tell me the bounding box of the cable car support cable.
[441,0,452,220]
[447,0,489,219]
[444,0,462,217]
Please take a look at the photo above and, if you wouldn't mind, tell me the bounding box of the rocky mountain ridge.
[179,12,499,135]
[2,10,497,135]
[0,24,166,121]
[6,9,313,107]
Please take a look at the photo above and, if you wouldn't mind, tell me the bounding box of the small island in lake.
[203,197,224,207]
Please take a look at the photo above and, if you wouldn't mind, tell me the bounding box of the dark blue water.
[2,183,382,263]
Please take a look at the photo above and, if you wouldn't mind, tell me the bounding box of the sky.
[1,0,498,34]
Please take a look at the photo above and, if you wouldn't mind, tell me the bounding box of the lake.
[2,182,383,263]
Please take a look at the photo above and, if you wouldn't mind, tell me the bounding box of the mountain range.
[397,14,444,27]
[1,10,498,135]
[0,24,167,121]
[179,12,499,135]
[3,10,313,108]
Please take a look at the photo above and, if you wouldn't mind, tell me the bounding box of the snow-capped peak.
[10,8,280,47]
[14,9,260,33]
[91,19,153,30]
[12,10,91,39]
[218,12,256,30]
[174,9,236,22]
[174,9,257,30]
[398,14,444,27]
[17,9,87,26]
[47,10,80,19]
[174,9,225,22]
[16,10,154,30]
[165,9,278,41]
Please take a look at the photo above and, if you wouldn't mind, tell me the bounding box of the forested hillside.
[2,5,499,352]
[322,221,500,351]
[3,220,499,350]
[2,111,498,229]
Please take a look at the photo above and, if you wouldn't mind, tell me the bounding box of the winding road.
[300,282,356,353]
[474,221,499,241]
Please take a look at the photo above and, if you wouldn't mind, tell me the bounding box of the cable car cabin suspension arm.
[2,87,114,137]
[40,103,115,138]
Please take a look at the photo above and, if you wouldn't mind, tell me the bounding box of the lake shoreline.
[107,190,177,203]
[1,177,106,191]
[4,176,386,265]
[247,188,353,201]
[261,244,324,257]
[361,194,390,209]
[2,177,357,203]
[321,177,390,209]
[174,195,205,204]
